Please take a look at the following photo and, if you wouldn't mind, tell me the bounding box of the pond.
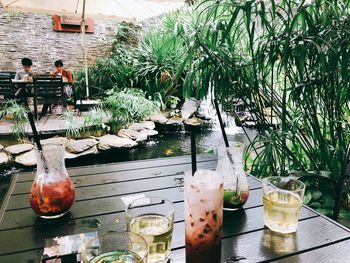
[0,127,256,205]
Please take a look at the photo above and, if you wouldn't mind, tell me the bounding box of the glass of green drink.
[81,231,148,263]
[125,197,175,263]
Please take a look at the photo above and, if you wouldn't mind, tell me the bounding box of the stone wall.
[0,4,117,74]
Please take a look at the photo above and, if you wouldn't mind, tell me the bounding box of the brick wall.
[0,4,117,74]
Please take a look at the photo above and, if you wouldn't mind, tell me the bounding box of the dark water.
[0,128,256,205]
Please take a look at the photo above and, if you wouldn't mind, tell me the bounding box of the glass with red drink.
[185,169,224,263]
[29,143,75,219]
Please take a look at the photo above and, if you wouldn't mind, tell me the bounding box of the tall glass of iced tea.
[29,143,75,219]
[184,169,224,263]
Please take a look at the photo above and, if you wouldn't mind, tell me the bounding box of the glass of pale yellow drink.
[262,177,306,234]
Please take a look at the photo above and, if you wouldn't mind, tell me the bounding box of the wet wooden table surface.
[1,154,350,263]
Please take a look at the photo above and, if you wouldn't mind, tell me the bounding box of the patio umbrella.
[1,0,185,97]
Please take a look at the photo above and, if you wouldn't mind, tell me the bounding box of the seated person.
[15,58,34,82]
[52,60,73,84]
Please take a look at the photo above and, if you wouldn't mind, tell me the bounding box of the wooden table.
[1,154,350,262]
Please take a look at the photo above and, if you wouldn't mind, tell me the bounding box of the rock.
[0,152,10,165]
[98,135,138,151]
[5,143,33,155]
[117,129,140,140]
[65,145,98,159]
[0,144,4,152]
[181,98,198,120]
[166,116,184,126]
[144,129,158,137]
[15,149,36,166]
[140,121,155,130]
[184,117,202,127]
[41,137,69,146]
[66,139,98,154]
[149,112,168,124]
[136,129,149,142]
[128,123,145,131]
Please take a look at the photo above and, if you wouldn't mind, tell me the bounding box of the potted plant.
[165,96,180,109]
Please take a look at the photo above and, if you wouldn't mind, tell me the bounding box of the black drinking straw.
[26,111,42,151]
[191,130,197,176]
[214,99,229,147]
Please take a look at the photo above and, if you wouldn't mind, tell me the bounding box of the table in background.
[0,154,350,262]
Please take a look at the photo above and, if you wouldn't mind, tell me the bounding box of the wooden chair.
[0,71,16,79]
[0,75,16,105]
[33,75,65,120]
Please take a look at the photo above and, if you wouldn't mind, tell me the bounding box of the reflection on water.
[262,229,298,254]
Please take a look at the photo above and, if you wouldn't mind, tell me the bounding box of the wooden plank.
[12,160,219,195]
[276,239,350,263]
[0,203,316,256]
[0,188,264,230]
[0,249,43,263]
[7,173,260,211]
[0,174,18,223]
[170,217,350,262]
[16,154,217,182]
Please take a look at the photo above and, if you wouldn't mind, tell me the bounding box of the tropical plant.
[133,25,187,99]
[179,0,350,184]
[74,22,140,98]
[103,88,160,133]
[0,100,29,140]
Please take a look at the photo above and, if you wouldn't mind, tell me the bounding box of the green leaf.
[304,192,312,204]
[312,190,323,200]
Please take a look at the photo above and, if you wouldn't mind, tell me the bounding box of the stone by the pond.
[67,139,98,154]
[0,152,10,165]
[181,98,198,120]
[0,144,4,152]
[15,149,36,166]
[144,129,158,137]
[150,112,168,124]
[65,145,98,159]
[41,137,69,146]
[98,135,138,151]
[128,123,145,131]
[5,143,33,155]
[166,116,184,126]
[140,121,155,130]
[136,129,149,142]
[184,117,202,127]
[117,129,140,140]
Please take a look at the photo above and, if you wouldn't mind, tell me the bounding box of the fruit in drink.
[29,177,75,217]
[263,190,301,234]
[223,190,249,210]
[129,214,173,263]
[90,250,144,263]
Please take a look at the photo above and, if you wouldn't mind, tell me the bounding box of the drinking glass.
[262,177,306,234]
[81,231,148,263]
[125,197,175,263]
[184,169,224,263]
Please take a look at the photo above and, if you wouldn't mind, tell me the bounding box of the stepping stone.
[5,143,33,155]
[67,139,98,154]
[97,135,137,151]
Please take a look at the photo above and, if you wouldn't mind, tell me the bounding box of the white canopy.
[0,0,185,22]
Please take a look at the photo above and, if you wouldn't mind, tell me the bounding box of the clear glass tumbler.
[81,231,148,263]
[125,197,175,263]
[262,177,306,234]
[184,169,224,263]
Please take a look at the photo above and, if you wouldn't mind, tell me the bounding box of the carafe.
[29,143,75,219]
[216,141,249,210]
